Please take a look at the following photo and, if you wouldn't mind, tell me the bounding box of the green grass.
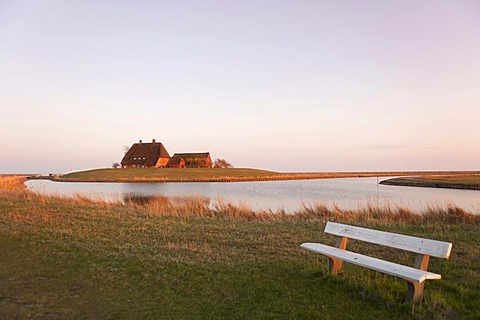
[381,174,480,190]
[52,168,480,183]
[1,180,479,319]
[57,167,281,182]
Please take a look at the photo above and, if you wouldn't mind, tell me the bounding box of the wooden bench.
[301,222,453,303]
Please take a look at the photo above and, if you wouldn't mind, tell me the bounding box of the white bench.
[301,222,453,303]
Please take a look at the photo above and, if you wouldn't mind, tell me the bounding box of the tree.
[112,162,120,169]
[213,158,233,168]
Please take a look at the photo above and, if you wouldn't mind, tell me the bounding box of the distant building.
[121,139,170,168]
[171,152,212,168]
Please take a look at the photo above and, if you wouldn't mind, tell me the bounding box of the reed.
[2,176,479,224]
[118,193,480,226]
[0,175,27,191]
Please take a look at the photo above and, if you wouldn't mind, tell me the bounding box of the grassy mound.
[56,168,286,182]
[47,168,480,183]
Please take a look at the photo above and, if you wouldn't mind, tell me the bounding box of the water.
[25,177,480,214]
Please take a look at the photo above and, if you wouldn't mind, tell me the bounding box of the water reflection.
[25,177,480,214]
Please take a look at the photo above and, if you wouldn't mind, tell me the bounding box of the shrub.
[213,158,233,168]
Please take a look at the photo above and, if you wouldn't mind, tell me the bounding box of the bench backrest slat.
[324,222,452,259]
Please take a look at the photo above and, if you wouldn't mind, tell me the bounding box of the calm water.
[25,177,480,214]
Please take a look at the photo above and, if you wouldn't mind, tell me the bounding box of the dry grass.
[117,193,480,227]
[3,176,479,225]
[297,201,480,226]
[0,175,27,191]
[0,176,117,210]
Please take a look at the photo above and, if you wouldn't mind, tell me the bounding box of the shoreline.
[27,170,480,184]
[49,173,391,183]
[380,178,480,191]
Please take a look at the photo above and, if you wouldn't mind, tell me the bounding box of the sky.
[1,0,479,173]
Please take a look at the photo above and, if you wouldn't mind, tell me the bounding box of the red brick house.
[121,139,170,168]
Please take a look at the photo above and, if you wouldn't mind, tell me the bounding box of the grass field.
[56,167,283,182]
[381,174,480,190]
[1,176,480,319]
[50,168,480,183]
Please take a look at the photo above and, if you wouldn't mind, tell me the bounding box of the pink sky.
[1,0,479,173]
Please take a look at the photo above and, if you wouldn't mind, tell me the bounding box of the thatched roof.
[167,156,184,165]
[121,140,170,167]
[172,152,210,159]
[171,152,211,168]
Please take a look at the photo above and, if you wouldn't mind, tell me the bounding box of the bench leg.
[406,281,425,304]
[328,257,343,274]
[329,236,348,274]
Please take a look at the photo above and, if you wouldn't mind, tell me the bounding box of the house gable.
[121,140,170,168]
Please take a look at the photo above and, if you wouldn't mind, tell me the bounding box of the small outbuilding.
[171,152,212,168]
[166,156,186,168]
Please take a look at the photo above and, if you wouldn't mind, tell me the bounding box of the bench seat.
[301,243,441,283]
[301,222,452,303]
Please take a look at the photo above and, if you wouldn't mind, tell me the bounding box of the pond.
[25,177,480,214]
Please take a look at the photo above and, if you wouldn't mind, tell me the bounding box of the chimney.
[139,140,142,144]
[152,139,156,143]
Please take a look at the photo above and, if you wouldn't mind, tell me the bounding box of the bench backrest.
[325,222,452,259]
